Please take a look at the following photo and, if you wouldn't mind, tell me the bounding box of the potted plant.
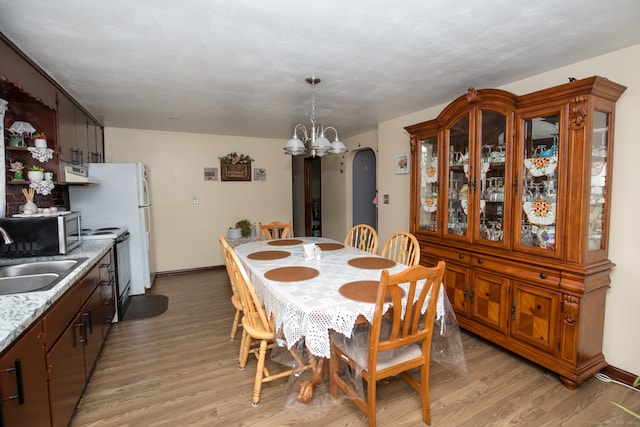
[27,165,45,182]
[235,219,254,238]
[32,132,47,148]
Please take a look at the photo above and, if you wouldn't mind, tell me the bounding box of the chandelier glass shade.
[284,77,347,157]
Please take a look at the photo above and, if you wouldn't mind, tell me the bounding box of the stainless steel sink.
[0,257,87,295]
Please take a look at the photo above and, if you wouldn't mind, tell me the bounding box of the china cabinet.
[406,76,626,388]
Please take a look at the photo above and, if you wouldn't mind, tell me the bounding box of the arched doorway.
[352,148,377,229]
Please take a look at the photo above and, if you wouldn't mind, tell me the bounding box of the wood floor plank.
[70,270,635,426]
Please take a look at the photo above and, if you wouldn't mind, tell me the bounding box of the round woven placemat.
[347,257,396,270]
[267,239,303,246]
[264,266,319,282]
[247,250,291,260]
[339,280,403,303]
[316,243,344,251]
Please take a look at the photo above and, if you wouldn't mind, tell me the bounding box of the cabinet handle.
[477,258,483,264]
[539,272,547,279]
[470,286,475,304]
[1,359,25,405]
[84,309,94,334]
[75,322,88,345]
[512,300,517,320]
[458,253,464,260]
[463,285,469,302]
[514,172,519,195]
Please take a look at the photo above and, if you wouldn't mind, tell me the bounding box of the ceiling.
[1,0,640,141]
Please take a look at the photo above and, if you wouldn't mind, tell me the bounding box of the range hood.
[63,163,100,184]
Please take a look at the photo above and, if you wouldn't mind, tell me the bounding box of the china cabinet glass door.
[476,110,508,244]
[589,111,609,251]
[418,136,439,232]
[445,115,470,238]
[518,113,560,253]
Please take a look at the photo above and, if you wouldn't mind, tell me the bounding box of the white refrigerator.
[69,163,155,295]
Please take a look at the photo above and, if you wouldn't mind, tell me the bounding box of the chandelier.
[283,77,347,157]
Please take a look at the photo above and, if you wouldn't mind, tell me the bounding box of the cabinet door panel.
[442,262,470,317]
[0,322,50,427]
[47,314,86,427]
[511,281,559,355]
[470,271,509,333]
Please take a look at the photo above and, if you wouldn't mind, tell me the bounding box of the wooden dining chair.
[218,236,243,340]
[380,231,421,266]
[258,220,293,240]
[329,261,446,426]
[344,224,378,254]
[224,245,314,406]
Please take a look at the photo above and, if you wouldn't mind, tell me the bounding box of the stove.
[81,226,131,321]
[81,227,128,240]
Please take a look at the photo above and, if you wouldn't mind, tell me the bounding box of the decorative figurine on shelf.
[9,161,25,181]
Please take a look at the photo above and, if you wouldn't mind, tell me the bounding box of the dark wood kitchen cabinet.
[407,76,626,388]
[45,250,114,426]
[0,321,50,427]
[56,92,104,165]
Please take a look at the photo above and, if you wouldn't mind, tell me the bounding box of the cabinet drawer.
[422,244,471,265]
[470,255,561,287]
[43,284,81,351]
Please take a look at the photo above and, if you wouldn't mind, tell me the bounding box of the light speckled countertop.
[0,240,113,354]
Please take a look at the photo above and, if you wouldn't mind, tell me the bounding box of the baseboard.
[155,265,225,278]
[602,365,639,388]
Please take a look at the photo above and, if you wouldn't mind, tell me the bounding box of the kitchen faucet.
[0,226,14,245]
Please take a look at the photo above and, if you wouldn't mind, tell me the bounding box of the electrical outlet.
[193,196,199,204]
[383,194,389,204]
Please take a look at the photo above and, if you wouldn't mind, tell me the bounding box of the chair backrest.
[224,244,272,334]
[344,224,378,254]
[380,231,421,266]
[259,220,293,240]
[368,261,445,369]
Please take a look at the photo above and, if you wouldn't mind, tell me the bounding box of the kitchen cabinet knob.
[458,253,464,259]
[477,258,483,264]
[540,273,547,279]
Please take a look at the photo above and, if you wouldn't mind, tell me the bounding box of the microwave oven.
[0,212,82,258]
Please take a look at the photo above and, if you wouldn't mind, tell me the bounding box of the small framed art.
[395,154,409,174]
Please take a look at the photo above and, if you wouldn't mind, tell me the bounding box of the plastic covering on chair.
[329,262,466,426]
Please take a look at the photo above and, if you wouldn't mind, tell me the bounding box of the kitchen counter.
[0,240,114,354]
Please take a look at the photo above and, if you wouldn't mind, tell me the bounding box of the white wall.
[376,44,640,375]
[104,127,291,271]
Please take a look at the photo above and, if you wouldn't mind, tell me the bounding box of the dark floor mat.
[121,295,168,321]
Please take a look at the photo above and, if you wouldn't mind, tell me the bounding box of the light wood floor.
[70,270,637,426]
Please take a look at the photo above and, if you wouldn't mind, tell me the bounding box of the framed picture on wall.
[221,162,251,181]
[204,167,218,181]
[254,168,266,181]
[395,154,409,174]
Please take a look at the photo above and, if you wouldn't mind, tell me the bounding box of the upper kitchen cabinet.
[0,34,56,109]
[406,76,626,388]
[57,92,104,166]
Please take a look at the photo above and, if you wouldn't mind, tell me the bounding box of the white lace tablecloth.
[234,237,446,359]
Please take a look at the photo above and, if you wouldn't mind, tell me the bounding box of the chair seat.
[334,337,422,371]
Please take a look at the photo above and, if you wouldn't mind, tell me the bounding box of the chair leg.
[366,377,377,427]
[252,339,269,406]
[230,308,241,340]
[239,329,251,368]
[421,365,431,426]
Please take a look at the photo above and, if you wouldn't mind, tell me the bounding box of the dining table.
[233,236,463,402]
